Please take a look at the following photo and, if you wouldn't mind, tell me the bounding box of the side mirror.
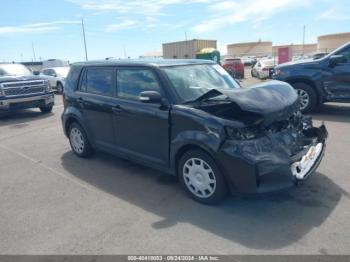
[329,55,346,67]
[33,71,40,75]
[139,91,162,103]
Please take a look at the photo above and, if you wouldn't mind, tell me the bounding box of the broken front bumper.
[217,124,328,194]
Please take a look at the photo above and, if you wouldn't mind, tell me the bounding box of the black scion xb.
[62,59,327,204]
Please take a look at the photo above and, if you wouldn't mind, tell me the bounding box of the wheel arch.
[286,77,322,104]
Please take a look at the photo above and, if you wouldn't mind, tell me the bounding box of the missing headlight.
[225,126,259,140]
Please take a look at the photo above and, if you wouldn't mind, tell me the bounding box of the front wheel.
[293,83,317,113]
[40,105,53,114]
[178,149,228,204]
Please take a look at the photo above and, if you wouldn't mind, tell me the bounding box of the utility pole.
[302,25,305,56]
[81,18,88,61]
[32,43,37,61]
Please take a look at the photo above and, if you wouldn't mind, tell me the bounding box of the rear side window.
[117,69,161,100]
[85,68,113,96]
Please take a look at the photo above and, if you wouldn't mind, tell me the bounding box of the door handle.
[112,105,123,113]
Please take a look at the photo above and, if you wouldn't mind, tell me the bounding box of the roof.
[72,59,215,67]
[163,39,217,45]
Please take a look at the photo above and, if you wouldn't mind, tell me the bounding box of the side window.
[337,47,350,62]
[42,69,49,75]
[86,68,113,96]
[47,69,54,76]
[117,69,161,100]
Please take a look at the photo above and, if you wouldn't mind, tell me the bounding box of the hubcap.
[297,89,310,110]
[183,158,216,198]
[70,127,85,154]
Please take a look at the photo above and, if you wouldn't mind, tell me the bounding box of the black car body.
[62,59,327,204]
[273,42,350,112]
[0,64,54,115]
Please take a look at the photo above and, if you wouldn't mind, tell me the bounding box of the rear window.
[85,68,113,96]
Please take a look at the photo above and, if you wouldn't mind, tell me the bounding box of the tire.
[68,122,93,157]
[292,82,317,113]
[40,105,53,114]
[57,82,63,94]
[178,149,228,204]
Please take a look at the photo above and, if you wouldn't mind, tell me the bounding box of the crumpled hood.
[198,81,299,126]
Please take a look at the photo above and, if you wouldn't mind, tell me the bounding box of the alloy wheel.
[297,89,310,110]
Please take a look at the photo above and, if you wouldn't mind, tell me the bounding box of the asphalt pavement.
[1,75,350,254]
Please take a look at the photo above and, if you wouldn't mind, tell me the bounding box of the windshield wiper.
[183,89,226,105]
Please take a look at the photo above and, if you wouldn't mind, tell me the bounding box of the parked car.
[61,59,327,204]
[40,67,70,94]
[0,63,54,115]
[251,59,276,79]
[222,58,244,79]
[241,56,256,66]
[273,42,350,113]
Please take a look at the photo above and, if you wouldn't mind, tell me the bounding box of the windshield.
[54,67,69,77]
[162,64,240,103]
[0,64,32,77]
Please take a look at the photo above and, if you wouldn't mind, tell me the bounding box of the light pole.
[81,18,88,61]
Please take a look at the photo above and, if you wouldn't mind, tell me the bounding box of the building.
[20,61,43,72]
[272,44,317,56]
[318,32,350,53]
[227,41,272,57]
[162,39,217,59]
[20,59,69,72]
[139,51,163,59]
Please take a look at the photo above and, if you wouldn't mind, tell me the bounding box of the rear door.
[76,67,116,149]
[323,46,350,100]
[112,67,170,166]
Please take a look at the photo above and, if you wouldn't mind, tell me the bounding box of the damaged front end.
[200,82,328,194]
[219,111,328,193]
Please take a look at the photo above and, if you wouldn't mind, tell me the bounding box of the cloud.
[68,0,212,16]
[0,20,80,34]
[106,20,138,32]
[192,0,310,33]
[318,8,350,21]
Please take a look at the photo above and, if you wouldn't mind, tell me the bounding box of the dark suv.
[62,59,327,204]
[273,42,350,113]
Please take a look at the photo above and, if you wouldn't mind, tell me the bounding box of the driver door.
[112,67,170,167]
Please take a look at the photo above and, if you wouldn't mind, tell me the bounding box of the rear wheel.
[178,149,228,204]
[292,83,317,113]
[68,122,93,157]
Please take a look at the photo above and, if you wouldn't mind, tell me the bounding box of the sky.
[0,0,349,62]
